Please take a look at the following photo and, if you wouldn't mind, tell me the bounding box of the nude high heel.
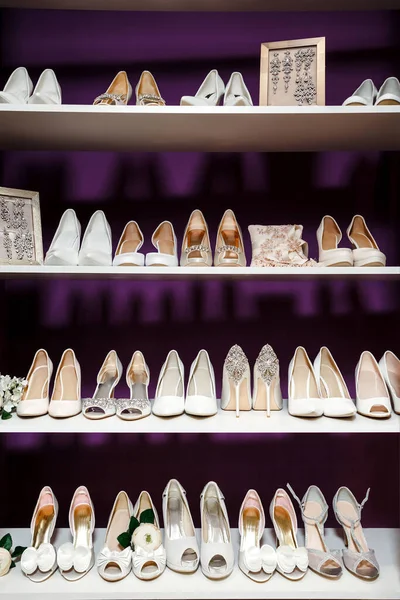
[252,344,282,417]
[214,209,246,267]
[17,349,53,417]
[93,71,132,106]
[347,215,386,267]
[136,71,165,106]
[48,349,81,418]
[116,351,150,420]
[113,221,144,267]
[221,345,251,417]
[180,209,212,267]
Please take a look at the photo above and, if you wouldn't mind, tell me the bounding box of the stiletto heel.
[313,346,356,418]
[252,344,282,417]
[221,345,251,418]
[214,209,246,267]
[116,350,150,420]
[97,491,133,582]
[355,351,391,418]
[48,348,81,418]
[288,347,323,418]
[153,350,185,417]
[83,350,122,419]
[17,349,53,417]
[180,209,212,267]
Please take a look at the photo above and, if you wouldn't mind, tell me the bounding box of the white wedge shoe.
[0,66,33,104]
[146,221,178,267]
[252,344,283,417]
[343,79,377,106]
[45,209,81,266]
[379,351,400,414]
[347,215,386,267]
[200,482,234,580]
[57,486,95,581]
[316,216,353,267]
[185,349,217,417]
[153,350,185,417]
[163,479,199,573]
[181,69,225,106]
[214,209,246,267]
[131,491,166,580]
[355,351,391,418]
[48,349,81,418]
[28,69,61,105]
[221,344,251,417]
[288,347,323,418]
[375,77,400,106]
[97,491,133,582]
[313,347,356,418]
[17,349,53,417]
[116,351,150,420]
[78,210,112,266]
[21,487,58,582]
[224,72,253,107]
[82,350,122,419]
[113,221,144,267]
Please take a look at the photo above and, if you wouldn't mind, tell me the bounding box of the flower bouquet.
[0,374,27,420]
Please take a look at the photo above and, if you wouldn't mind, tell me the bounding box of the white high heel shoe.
[17,349,53,417]
[375,77,400,106]
[116,350,150,420]
[97,491,133,582]
[146,221,178,267]
[343,79,377,106]
[270,488,308,581]
[0,66,33,104]
[313,347,356,418]
[78,210,112,267]
[355,351,391,418]
[214,209,246,267]
[113,221,144,267]
[347,215,386,267]
[21,487,58,582]
[185,349,217,417]
[288,347,323,418]
[57,486,95,581]
[238,489,276,582]
[252,344,282,417]
[379,351,400,414]
[131,491,166,580]
[28,69,61,105]
[48,349,81,418]
[180,69,225,106]
[224,72,253,107]
[221,344,251,417]
[45,209,81,266]
[316,216,353,267]
[162,479,199,573]
[200,482,234,580]
[82,350,122,419]
[153,350,185,417]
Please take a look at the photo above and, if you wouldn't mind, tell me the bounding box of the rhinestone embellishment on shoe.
[82,397,115,411]
[138,94,165,106]
[224,344,249,385]
[185,244,209,254]
[115,398,150,413]
[255,344,279,384]
[217,245,241,254]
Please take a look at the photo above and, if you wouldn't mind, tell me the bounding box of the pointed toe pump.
[270,488,308,581]
[48,349,81,418]
[343,79,377,106]
[288,347,323,418]
[252,344,282,417]
[57,486,95,581]
[316,216,353,267]
[347,215,386,267]
[136,71,165,106]
[355,351,391,418]
[200,482,234,580]
[181,69,225,106]
[163,479,199,573]
[375,77,400,106]
[0,66,33,104]
[379,351,400,414]
[238,489,276,582]
[113,221,144,267]
[313,347,356,418]
[181,209,212,267]
[131,491,166,580]
[21,487,58,582]
[45,209,81,267]
[224,72,253,107]
[214,209,246,267]
[97,491,133,581]
[17,349,53,417]
[78,210,112,267]
[146,221,178,267]
[83,350,122,419]
[28,69,61,105]
[221,344,251,417]
[153,350,185,417]
[287,484,342,579]
[185,349,217,417]
[333,487,379,580]
[116,351,150,420]
[93,71,132,106]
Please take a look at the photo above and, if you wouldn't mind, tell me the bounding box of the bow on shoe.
[97,546,132,571]
[21,543,56,575]
[132,545,166,572]
[57,542,93,573]
[276,545,308,574]
[244,545,277,574]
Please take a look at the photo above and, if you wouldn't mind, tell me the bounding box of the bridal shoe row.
[344,77,400,106]
[0,67,61,105]
[20,481,378,584]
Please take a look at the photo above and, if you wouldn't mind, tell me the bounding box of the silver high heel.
[221,345,251,418]
[82,350,122,419]
[116,351,150,420]
[252,345,282,417]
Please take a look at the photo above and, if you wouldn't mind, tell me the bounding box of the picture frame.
[0,187,43,265]
[260,37,325,107]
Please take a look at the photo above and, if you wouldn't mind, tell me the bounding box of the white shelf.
[0,105,400,153]
[1,528,398,599]
[2,408,400,433]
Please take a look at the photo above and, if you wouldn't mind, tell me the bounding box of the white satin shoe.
[221,344,251,417]
[28,69,61,105]
[316,216,353,267]
[0,66,33,104]
[288,347,323,418]
[97,491,133,582]
[17,349,53,417]
[82,350,122,419]
[375,77,400,106]
[57,486,95,580]
[146,221,178,267]
[78,210,112,266]
[131,491,166,580]
[185,349,217,417]
[153,350,185,417]
[45,209,81,266]
[113,221,144,267]
[379,351,400,414]
[343,79,377,106]
[21,486,58,582]
[347,215,386,267]
[181,69,225,106]
[313,347,356,418]
[224,72,253,106]
[355,351,391,418]
[252,344,283,417]
[48,349,81,418]
[163,479,199,573]
[116,351,150,420]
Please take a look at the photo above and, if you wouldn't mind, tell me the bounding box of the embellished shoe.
[347,215,386,267]
[45,209,81,267]
[146,221,178,267]
[355,351,391,418]
[287,484,342,579]
[131,491,166,580]
[313,347,356,418]
[97,491,133,582]
[333,487,379,580]
[28,69,61,105]
[83,350,122,420]
[116,351,150,420]
[153,350,185,417]
[48,349,81,418]
[136,71,165,106]
[221,345,251,417]
[93,71,132,106]
[379,351,400,414]
[181,69,225,106]
[0,66,32,104]
[17,349,53,417]
[224,72,253,107]
[316,216,353,267]
[78,210,112,267]
[185,349,217,417]
[113,221,144,267]
[214,209,246,267]
[180,209,212,267]
[288,347,323,418]
[252,344,282,417]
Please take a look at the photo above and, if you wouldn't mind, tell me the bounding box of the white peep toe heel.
[131,491,166,580]
[355,351,391,418]
[97,491,133,581]
[83,350,122,419]
[116,350,151,420]
[379,351,400,414]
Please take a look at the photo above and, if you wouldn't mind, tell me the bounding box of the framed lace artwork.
[259,37,325,106]
[0,187,43,265]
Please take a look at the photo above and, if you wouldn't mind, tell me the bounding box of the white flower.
[0,548,11,577]
[132,524,162,552]
[3,401,13,413]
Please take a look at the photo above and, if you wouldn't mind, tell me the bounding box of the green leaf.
[1,411,12,420]
[139,508,155,524]
[9,561,16,569]
[11,546,26,559]
[0,534,12,551]
[117,532,131,549]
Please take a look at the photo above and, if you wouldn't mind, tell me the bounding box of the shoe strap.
[287,483,328,529]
